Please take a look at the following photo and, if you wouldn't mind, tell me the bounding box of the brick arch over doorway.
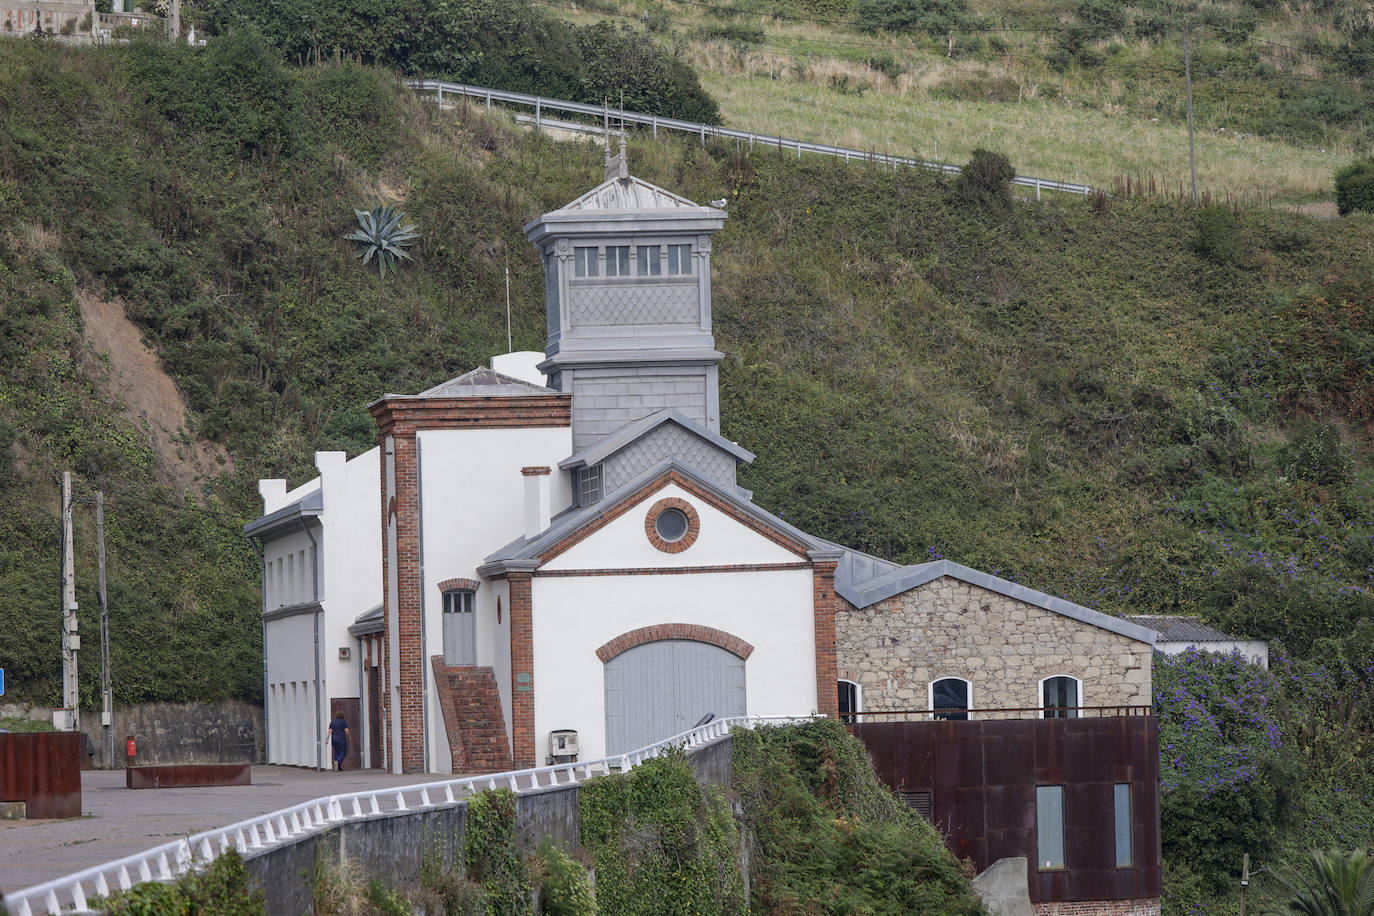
[596,624,755,663]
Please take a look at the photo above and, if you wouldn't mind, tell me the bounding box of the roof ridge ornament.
[605,128,628,182]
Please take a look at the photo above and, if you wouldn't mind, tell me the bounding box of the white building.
[247,156,1154,776]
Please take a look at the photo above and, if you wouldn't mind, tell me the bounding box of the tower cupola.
[523,170,726,450]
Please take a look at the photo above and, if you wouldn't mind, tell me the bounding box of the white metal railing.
[409,78,1095,198]
[2,714,814,916]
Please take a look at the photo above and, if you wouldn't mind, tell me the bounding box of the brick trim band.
[438,577,481,593]
[521,466,552,476]
[596,624,755,663]
[534,562,810,578]
[644,497,700,554]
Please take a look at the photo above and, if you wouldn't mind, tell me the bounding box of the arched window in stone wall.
[929,677,971,720]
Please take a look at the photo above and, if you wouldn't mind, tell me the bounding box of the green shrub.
[1335,159,1374,216]
[1195,205,1248,266]
[855,0,973,35]
[536,839,596,916]
[1281,421,1353,486]
[954,148,1015,212]
[864,52,905,80]
[733,719,986,915]
[466,789,532,916]
[579,749,746,916]
[103,850,264,915]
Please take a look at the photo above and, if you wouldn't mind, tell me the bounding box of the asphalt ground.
[0,766,458,896]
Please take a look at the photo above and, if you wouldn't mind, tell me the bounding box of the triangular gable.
[417,367,555,398]
[479,460,827,576]
[558,175,714,213]
[559,409,754,470]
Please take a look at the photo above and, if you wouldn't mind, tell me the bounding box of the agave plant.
[1271,848,1374,916]
[346,205,419,278]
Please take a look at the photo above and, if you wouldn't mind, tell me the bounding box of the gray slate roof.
[479,457,837,574]
[349,604,385,636]
[558,409,754,470]
[417,367,556,398]
[243,486,323,538]
[365,367,557,406]
[835,555,1157,645]
[1127,615,1240,643]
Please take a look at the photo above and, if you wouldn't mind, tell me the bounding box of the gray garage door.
[604,640,746,755]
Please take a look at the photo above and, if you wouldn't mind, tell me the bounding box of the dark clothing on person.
[329,716,349,770]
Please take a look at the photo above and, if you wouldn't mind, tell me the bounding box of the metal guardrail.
[2,714,815,916]
[842,705,1154,722]
[409,78,1094,198]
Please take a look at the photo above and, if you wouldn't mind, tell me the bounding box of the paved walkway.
[0,766,457,895]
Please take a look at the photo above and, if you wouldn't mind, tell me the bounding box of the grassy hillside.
[1,35,1373,910]
[545,0,1370,202]
[3,28,1373,704]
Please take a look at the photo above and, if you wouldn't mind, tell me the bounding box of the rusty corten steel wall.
[852,717,1160,904]
[0,731,82,819]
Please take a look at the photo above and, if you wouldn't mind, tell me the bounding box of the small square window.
[667,244,692,275]
[574,246,599,278]
[606,246,631,277]
[578,464,603,506]
[637,245,662,276]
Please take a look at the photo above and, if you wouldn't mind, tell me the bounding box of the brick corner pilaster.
[508,572,536,769]
[812,559,839,720]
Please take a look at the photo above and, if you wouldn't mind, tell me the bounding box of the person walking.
[327,708,351,772]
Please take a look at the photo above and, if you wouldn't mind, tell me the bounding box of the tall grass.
[697,71,1348,200]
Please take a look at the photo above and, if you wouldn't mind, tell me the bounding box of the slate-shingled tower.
[523,153,727,451]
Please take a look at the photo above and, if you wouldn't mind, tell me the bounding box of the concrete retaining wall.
[245,735,733,915]
[0,700,264,768]
[84,701,264,768]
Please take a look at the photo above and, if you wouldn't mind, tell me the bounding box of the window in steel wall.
[1036,785,1065,870]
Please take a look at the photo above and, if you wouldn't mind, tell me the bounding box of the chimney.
[522,466,552,540]
[258,479,287,514]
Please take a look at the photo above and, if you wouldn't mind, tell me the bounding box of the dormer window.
[577,464,603,506]
[667,244,692,275]
[637,246,662,276]
[605,246,631,276]
[575,246,599,277]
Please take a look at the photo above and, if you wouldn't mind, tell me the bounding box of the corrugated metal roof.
[1127,615,1238,643]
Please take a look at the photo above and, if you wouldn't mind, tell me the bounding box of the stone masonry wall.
[836,577,1152,713]
[1033,898,1161,916]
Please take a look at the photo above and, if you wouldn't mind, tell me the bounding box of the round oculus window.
[645,498,700,553]
[654,507,690,542]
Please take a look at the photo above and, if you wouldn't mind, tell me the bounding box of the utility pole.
[1240,853,1250,916]
[1184,25,1198,203]
[505,259,512,354]
[59,472,79,731]
[97,491,112,764]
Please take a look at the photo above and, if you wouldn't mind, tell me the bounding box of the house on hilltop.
[246,154,1162,916]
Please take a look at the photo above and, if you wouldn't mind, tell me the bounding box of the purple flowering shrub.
[1155,649,1300,893]
[1157,642,1374,908]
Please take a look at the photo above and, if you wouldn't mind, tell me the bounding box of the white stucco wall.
[316,449,382,738]
[529,484,817,761]
[260,448,383,769]
[417,425,573,772]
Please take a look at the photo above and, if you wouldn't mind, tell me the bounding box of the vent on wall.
[901,790,933,822]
